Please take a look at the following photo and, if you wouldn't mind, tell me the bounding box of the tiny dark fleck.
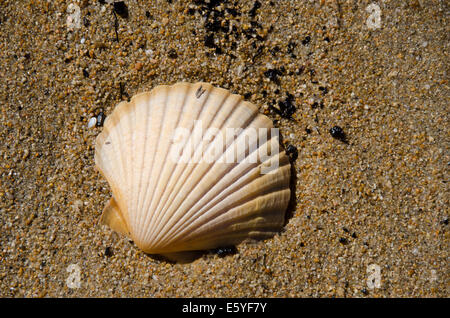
[104,247,113,257]
[82,69,89,78]
[24,53,30,59]
[204,34,215,48]
[361,288,369,295]
[145,11,152,18]
[342,227,349,233]
[441,218,448,225]
[302,35,311,45]
[99,0,106,4]
[311,101,319,109]
[324,36,330,42]
[277,93,296,119]
[226,7,240,16]
[305,128,312,134]
[168,48,178,59]
[113,1,129,19]
[270,46,280,56]
[244,92,252,99]
[264,68,283,83]
[214,246,237,258]
[329,126,346,141]
[83,16,90,27]
[196,85,206,99]
[249,1,261,18]
[187,8,195,15]
[296,65,305,75]
[287,41,296,54]
[339,237,348,245]
[351,232,358,238]
[96,111,106,127]
[299,242,305,247]
[286,144,298,161]
[319,86,328,94]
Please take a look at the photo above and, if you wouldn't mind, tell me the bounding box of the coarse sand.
[0,0,448,297]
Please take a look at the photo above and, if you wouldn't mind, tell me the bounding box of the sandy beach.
[0,0,448,297]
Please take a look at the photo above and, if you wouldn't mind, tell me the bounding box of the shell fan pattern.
[95,82,291,261]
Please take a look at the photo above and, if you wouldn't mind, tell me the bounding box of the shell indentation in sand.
[95,82,291,260]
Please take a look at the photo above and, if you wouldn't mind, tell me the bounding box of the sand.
[0,0,448,297]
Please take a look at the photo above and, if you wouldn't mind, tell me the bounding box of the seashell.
[95,82,291,261]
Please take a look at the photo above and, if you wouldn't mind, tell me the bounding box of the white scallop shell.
[95,82,291,260]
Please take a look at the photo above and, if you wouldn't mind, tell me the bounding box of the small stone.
[339,237,348,245]
[329,126,346,141]
[96,112,105,127]
[87,117,97,128]
[113,1,129,19]
[214,246,237,258]
[104,247,113,257]
[286,144,298,161]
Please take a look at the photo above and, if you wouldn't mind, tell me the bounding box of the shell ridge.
[158,188,290,253]
[131,94,153,240]
[151,111,267,247]
[135,91,164,241]
[158,151,290,249]
[140,83,213,245]
[166,187,290,249]
[148,96,258,247]
[146,87,242,242]
[139,83,192,244]
[161,137,286,244]
[144,83,230,245]
[99,103,136,227]
[133,89,168,240]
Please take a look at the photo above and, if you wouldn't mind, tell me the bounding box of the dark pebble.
[204,34,215,48]
[82,69,89,78]
[278,93,296,119]
[96,111,106,127]
[249,0,261,17]
[113,1,129,19]
[329,126,346,141]
[319,86,328,94]
[214,246,237,258]
[264,68,283,82]
[339,237,349,245]
[168,48,178,59]
[286,144,298,161]
[302,35,311,45]
[104,247,113,257]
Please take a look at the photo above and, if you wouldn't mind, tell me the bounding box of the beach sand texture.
[0,0,448,297]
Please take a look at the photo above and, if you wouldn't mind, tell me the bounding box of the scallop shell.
[95,82,291,260]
